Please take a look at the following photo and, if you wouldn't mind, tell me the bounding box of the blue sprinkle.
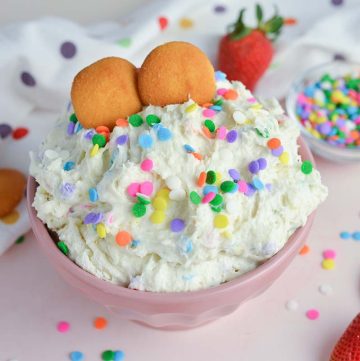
[114,350,125,361]
[69,351,84,361]
[116,134,129,145]
[152,123,163,131]
[245,183,256,197]
[210,105,222,111]
[203,185,218,195]
[138,133,153,149]
[182,274,194,281]
[131,240,140,248]
[353,232,360,241]
[84,130,94,140]
[183,144,195,153]
[60,183,75,198]
[88,188,98,202]
[157,127,172,141]
[67,122,75,136]
[340,231,351,239]
[215,70,227,81]
[83,212,103,225]
[229,182,238,193]
[253,177,264,190]
[179,236,193,255]
[63,161,75,171]
[74,122,83,133]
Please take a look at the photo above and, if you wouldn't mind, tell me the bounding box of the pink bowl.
[27,137,315,330]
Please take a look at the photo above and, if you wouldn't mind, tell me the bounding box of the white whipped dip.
[30,79,327,292]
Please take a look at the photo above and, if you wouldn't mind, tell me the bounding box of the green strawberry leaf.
[230,27,251,40]
[256,4,263,24]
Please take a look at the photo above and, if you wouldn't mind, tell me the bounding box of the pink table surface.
[1,155,360,361]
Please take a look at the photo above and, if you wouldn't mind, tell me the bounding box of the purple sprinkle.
[244,183,256,197]
[333,53,346,61]
[228,168,240,181]
[271,146,284,157]
[60,41,77,59]
[84,212,103,224]
[318,122,332,135]
[226,129,238,143]
[84,130,94,140]
[60,183,75,198]
[336,119,346,128]
[170,218,185,233]
[20,71,36,86]
[257,158,267,170]
[214,4,226,13]
[0,123,12,138]
[248,160,259,174]
[266,183,272,191]
[331,0,343,5]
[116,134,129,145]
[67,122,75,135]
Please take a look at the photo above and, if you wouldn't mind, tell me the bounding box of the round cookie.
[71,57,142,130]
[138,41,216,106]
[0,169,26,217]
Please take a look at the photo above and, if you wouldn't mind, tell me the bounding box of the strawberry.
[330,313,360,361]
[218,4,284,91]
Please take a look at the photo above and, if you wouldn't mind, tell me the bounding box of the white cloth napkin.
[0,1,358,254]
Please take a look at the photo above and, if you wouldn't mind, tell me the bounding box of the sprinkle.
[214,214,229,228]
[90,144,100,157]
[116,134,128,145]
[60,182,75,198]
[57,321,70,333]
[228,169,240,181]
[306,309,319,320]
[189,191,201,205]
[248,160,259,174]
[138,133,153,148]
[185,103,198,113]
[217,88,227,95]
[223,89,238,100]
[92,134,106,147]
[69,113,78,123]
[203,109,216,118]
[127,183,140,197]
[129,114,143,127]
[137,194,151,205]
[340,231,351,239]
[67,122,75,135]
[257,158,267,170]
[323,249,336,259]
[150,210,166,224]
[96,125,110,135]
[170,218,185,232]
[299,245,310,255]
[102,350,115,361]
[140,158,153,172]
[139,181,153,196]
[132,203,147,218]
[88,188,98,202]
[301,160,313,174]
[252,177,264,190]
[153,197,168,210]
[216,126,227,139]
[215,70,227,81]
[157,127,172,141]
[96,223,107,238]
[85,130,94,140]
[69,351,84,361]
[279,151,290,164]
[220,181,236,193]
[179,236,193,254]
[57,241,69,255]
[184,144,195,153]
[238,180,248,193]
[63,161,75,171]
[226,129,238,143]
[197,172,206,187]
[210,194,223,206]
[192,152,203,160]
[245,183,256,197]
[131,240,140,248]
[206,170,217,184]
[166,175,181,190]
[322,258,335,270]
[114,351,125,361]
[271,146,284,157]
[84,212,103,225]
[204,119,216,132]
[169,189,186,200]
[233,110,246,124]
[267,138,281,149]
[202,192,216,203]
[285,300,299,311]
[202,126,213,139]
[203,185,218,195]
[93,317,108,329]
[353,232,360,240]
[319,284,333,295]
[116,118,129,127]
[146,114,161,127]
[157,188,170,199]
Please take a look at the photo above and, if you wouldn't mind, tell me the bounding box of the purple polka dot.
[60,41,77,59]
[0,123,13,138]
[84,212,103,225]
[333,53,346,61]
[116,134,129,145]
[331,0,343,5]
[60,183,75,198]
[226,130,238,143]
[248,160,259,174]
[21,72,36,86]
[214,4,226,13]
[271,146,284,157]
[257,158,267,170]
[170,218,185,233]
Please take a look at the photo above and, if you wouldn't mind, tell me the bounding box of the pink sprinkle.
[306,309,319,320]
[106,212,114,225]
[57,321,70,333]
[216,88,227,96]
[140,181,153,196]
[216,126,227,140]
[247,97,257,103]
[140,158,153,172]
[127,183,140,197]
[323,249,336,259]
[238,180,248,193]
[202,192,216,204]
[202,109,216,118]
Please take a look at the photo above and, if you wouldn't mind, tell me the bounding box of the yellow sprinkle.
[90,144,99,157]
[214,214,229,229]
[309,113,316,122]
[153,197,168,211]
[250,103,262,110]
[179,17,193,29]
[222,231,232,239]
[309,129,321,139]
[150,211,166,224]
[279,151,290,165]
[322,259,335,270]
[1,210,20,225]
[244,119,253,125]
[96,223,107,238]
[185,103,198,113]
[215,172,222,186]
[157,188,170,199]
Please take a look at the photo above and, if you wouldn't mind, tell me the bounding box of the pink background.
[1,156,360,360]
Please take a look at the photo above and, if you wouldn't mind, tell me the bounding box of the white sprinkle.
[44,149,58,159]
[169,189,186,201]
[285,300,299,311]
[165,175,182,190]
[319,284,333,296]
[233,110,246,124]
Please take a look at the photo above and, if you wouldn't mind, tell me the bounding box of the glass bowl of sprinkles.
[286,60,360,162]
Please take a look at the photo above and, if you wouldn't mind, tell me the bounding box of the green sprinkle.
[204,119,216,133]
[15,235,25,244]
[146,114,161,127]
[57,241,69,255]
[102,350,115,361]
[69,113,78,123]
[220,181,237,193]
[206,170,216,184]
[132,203,147,217]
[92,134,106,147]
[211,205,222,213]
[301,160,313,175]
[214,99,223,106]
[255,128,270,138]
[129,114,143,127]
[210,194,223,206]
[189,191,201,205]
[137,195,151,205]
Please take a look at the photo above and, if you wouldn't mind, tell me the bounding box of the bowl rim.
[27,137,316,302]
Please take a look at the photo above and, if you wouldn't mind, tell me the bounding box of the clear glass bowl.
[286,60,360,163]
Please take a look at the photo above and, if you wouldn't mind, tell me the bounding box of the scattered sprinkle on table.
[94,317,108,330]
[306,309,320,320]
[322,258,335,270]
[299,244,310,255]
[323,249,336,259]
[319,284,333,296]
[285,300,299,311]
[69,351,84,361]
[57,321,70,333]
